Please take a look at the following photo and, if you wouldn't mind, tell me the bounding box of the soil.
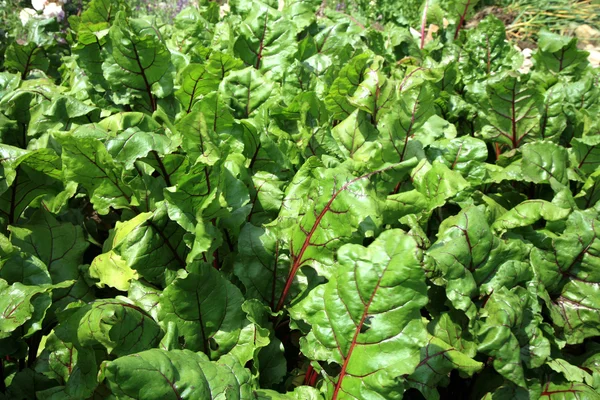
[466,6,518,29]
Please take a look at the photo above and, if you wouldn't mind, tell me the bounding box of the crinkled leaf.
[58,133,134,215]
[102,350,253,399]
[56,298,163,356]
[221,66,275,119]
[533,30,589,77]
[477,72,542,149]
[521,141,568,186]
[102,13,174,112]
[407,335,483,400]
[289,230,428,398]
[233,3,297,80]
[112,202,187,283]
[158,263,247,359]
[492,200,570,233]
[531,210,600,343]
[105,127,174,170]
[9,209,88,284]
[0,279,71,338]
[4,42,48,78]
[89,250,138,291]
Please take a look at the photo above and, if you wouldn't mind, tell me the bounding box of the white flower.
[43,2,64,20]
[31,0,48,11]
[19,8,37,25]
[56,0,68,4]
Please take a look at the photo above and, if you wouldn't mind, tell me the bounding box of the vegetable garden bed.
[0,0,600,399]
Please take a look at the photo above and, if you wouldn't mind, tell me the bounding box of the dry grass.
[504,0,600,43]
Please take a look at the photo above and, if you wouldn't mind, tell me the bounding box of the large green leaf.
[407,335,483,399]
[325,53,373,120]
[4,42,48,79]
[158,263,247,359]
[531,210,600,344]
[102,13,174,112]
[276,163,400,310]
[477,72,542,149]
[9,209,88,284]
[102,350,253,399]
[521,141,569,187]
[221,67,275,119]
[0,279,71,338]
[458,16,521,83]
[378,81,439,164]
[58,132,134,215]
[56,298,163,356]
[289,229,428,399]
[112,202,188,283]
[532,30,589,77]
[234,224,289,309]
[234,3,297,80]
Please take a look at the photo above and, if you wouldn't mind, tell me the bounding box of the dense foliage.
[1,0,600,398]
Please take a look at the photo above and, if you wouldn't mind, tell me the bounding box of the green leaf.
[0,233,51,286]
[58,133,134,215]
[330,109,380,164]
[539,83,567,142]
[459,16,521,83]
[105,127,174,170]
[531,210,600,344]
[407,335,483,399]
[289,230,428,399]
[275,164,392,310]
[9,209,88,284]
[254,386,323,399]
[492,200,570,233]
[325,52,373,120]
[163,159,249,232]
[89,250,138,291]
[533,30,589,77]
[426,206,495,317]
[0,279,71,338]
[175,64,221,113]
[35,332,79,384]
[221,66,276,118]
[412,160,469,211]
[158,263,247,359]
[521,141,569,186]
[102,350,253,399]
[378,82,439,164]
[234,3,297,80]
[476,288,527,387]
[102,13,174,112]
[348,56,396,126]
[537,381,599,399]
[56,298,163,356]
[112,202,187,283]
[427,136,489,184]
[477,72,542,149]
[4,42,49,78]
[547,358,594,386]
[571,117,600,176]
[234,224,288,308]
[127,279,162,320]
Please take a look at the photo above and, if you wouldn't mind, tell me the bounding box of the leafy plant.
[0,0,599,399]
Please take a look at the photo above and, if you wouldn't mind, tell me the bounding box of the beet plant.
[0,0,599,399]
